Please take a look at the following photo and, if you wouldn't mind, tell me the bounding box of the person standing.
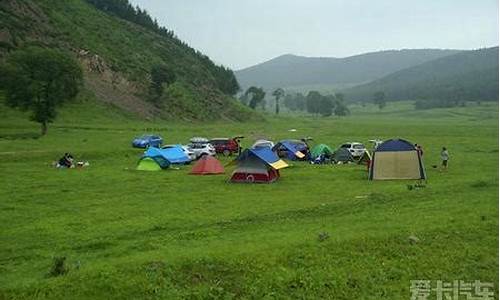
[414,143,424,157]
[440,147,449,170]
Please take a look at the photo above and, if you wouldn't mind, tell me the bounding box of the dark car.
[132,134,163,148]
[209,136,243,156]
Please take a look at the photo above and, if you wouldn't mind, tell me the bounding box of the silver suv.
[187,137,216,159]
[339,142,366,158]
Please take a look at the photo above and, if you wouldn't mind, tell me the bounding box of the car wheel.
[223,149,230,156]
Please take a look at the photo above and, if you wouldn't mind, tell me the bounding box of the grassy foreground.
[0,100,498,299]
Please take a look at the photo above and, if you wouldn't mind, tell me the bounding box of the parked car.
[187,137,216,159]
[209,136,243,156]
[251,139,275,149]
[132,134,163,148]
[339,142,366,158]
[162,144,196,161]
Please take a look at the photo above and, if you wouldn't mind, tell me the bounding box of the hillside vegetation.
[235,49,461,90]
[343,47,499,105]
[0,0,255,121]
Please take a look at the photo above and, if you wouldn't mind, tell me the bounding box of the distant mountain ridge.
[343,47,499,103]
[235,49,462,90]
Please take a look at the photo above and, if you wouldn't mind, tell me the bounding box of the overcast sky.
[129,0,498,70]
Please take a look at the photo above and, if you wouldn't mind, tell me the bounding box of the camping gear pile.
[132,135,426,183]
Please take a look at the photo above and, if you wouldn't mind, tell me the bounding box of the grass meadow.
[0,99,498,299]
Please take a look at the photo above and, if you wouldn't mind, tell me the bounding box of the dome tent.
[136,156,170,171]
[332,148,354,163]
[230,147,288,183]
[190,155,224,175]
[311,144,333,160]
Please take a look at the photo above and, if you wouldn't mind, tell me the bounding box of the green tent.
[136,156,170,171]
[311,144,333,159]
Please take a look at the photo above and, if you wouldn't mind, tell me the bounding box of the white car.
[162,144,196,161]
[339,142,366,158]
[188,137,216,159]
[252,139,275,149]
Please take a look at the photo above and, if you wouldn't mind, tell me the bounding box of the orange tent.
[190,155,224,175]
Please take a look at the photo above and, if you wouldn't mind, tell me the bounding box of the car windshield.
[190,143,207,148]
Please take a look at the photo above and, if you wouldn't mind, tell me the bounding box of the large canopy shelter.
[369,139,426,180]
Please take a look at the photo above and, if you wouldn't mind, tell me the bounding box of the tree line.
[239,87,350,117]
[85,0,239,96]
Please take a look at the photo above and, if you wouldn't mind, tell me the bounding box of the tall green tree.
[319,95,334,117]
[306,91,322,115]
[373,91,386,110]
[333,93,350,116]
[0,47,83,135]
[272,88,285,115]
[244,86,266,110]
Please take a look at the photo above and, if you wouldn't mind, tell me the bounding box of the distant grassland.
[0,100,498,299]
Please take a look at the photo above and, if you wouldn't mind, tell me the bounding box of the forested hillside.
[343,47,499,107]
[0,0,254,121]
[235,49,461,90]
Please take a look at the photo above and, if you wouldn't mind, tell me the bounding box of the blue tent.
[144,145,190,164]
[273,140,307,160]
[233,147,289,170]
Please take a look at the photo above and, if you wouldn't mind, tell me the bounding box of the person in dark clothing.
[58,153,74,168]
[414,144,424,157]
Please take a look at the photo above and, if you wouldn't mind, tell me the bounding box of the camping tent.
[369,139,426,180]
[332,148,354,163]
[311,144,333,159]
[190,155,224,175]
[136,156,170,171]
[273,140,307,160]
[230,147,288,183]
[144,146,190,164]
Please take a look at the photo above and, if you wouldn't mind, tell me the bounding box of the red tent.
[190,155,224,175]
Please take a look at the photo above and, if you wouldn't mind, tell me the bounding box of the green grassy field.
[0,100,498,299]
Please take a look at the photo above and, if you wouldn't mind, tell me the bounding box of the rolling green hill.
[235,49,461,90]
[343,47,499,104]
[0,0,256,121]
